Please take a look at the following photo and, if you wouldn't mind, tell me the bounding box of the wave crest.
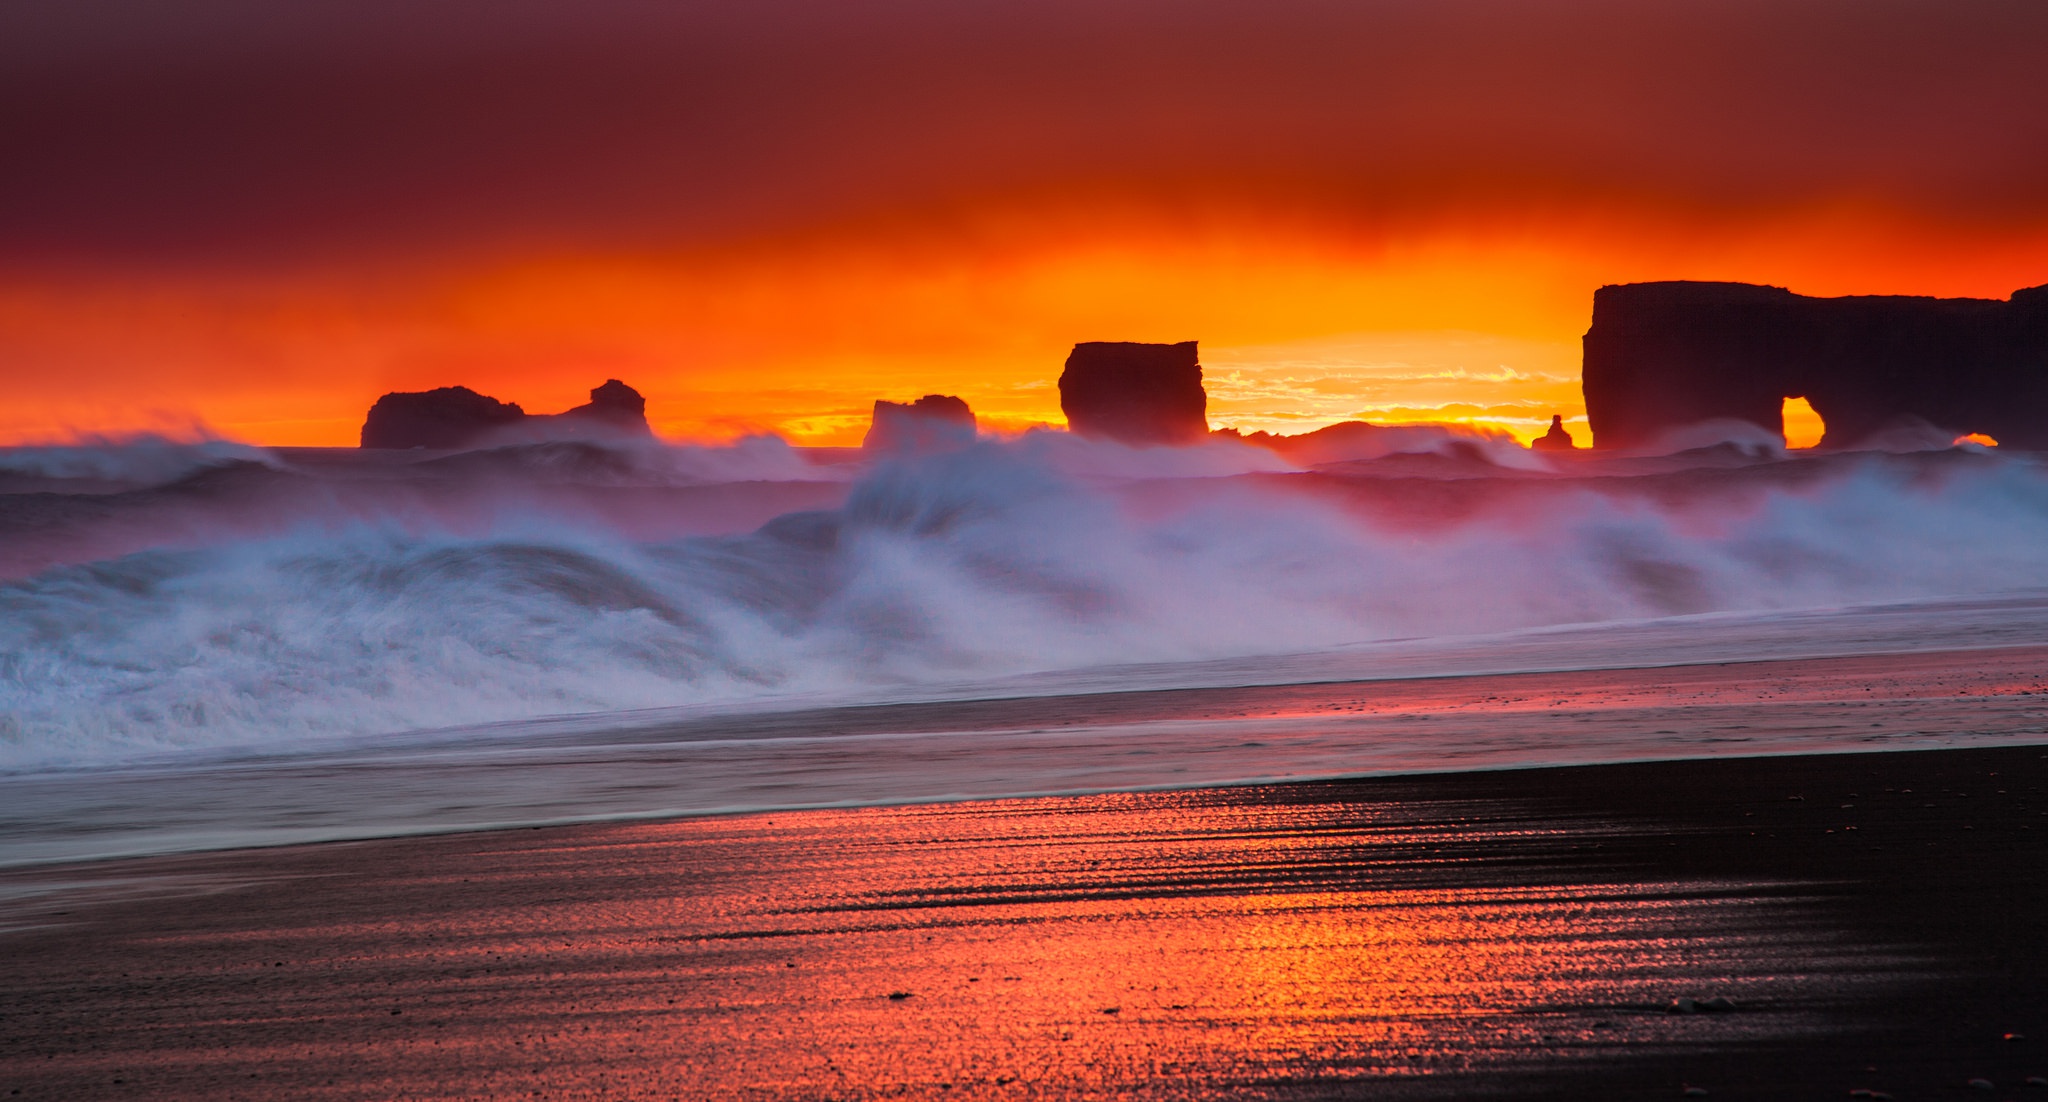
[3,440,2046,766]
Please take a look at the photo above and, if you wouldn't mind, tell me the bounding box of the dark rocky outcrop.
[1583,281,2048,450]
[1531,414,1577,451]
[360,379,651,449]
[863,394,975,453]
[1233,421,1392,463]
[1059,341,1208,446]
[359,386,526,449]
[550,379,652,436]
[1234,420,1512,467]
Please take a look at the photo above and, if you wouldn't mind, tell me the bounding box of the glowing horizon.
[6,214,2045,449]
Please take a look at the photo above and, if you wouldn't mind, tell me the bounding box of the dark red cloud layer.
[5,0,2047,267]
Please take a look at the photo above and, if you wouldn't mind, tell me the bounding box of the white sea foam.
[2,434,2046,769]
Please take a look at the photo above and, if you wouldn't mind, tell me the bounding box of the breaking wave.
[3,432,2046,767]
[0,434,279,490]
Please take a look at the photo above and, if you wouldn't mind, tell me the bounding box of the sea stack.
[1058,341,1209,446]
[359,379,653,449]
[1531,415,1577,451]
[863,394,976,454]
[359,386,526,449]
[551,379,653,437]
[1582,281,2048,449]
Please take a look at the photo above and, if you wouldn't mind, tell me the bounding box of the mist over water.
[0,434,280,491]
[2,428,2045,773]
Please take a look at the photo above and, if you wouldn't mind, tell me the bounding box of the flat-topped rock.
[863,394,976,454]
[1059,341,1208,446]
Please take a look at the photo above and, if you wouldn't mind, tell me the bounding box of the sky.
[3,0,2047,445]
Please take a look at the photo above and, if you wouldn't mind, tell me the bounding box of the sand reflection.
[338,791,1883,1099]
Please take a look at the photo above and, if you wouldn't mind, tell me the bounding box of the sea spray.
[3,433,2046,767]
[0,433,280,490]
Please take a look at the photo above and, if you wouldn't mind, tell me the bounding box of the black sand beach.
[3,743,2044,1100]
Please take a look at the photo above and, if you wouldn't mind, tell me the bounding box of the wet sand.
[3,744,2045,1100]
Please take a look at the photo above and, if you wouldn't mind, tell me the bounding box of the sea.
[4,422,2046,865]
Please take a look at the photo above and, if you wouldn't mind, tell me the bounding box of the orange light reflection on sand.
[156,790,1866,1099]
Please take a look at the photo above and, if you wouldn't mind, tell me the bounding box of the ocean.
[4,426,2046,864]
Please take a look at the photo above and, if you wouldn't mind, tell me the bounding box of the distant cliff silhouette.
[863,395,976,454]
[1059,341,1208,446]
[361,379,652,449]
[1583,282,2048,450]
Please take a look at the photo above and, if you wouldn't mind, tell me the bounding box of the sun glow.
[3,214,2046,447]
[1781,397,1826,449]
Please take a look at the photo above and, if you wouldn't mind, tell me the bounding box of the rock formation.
[1234,420,1514,466]
[360,379,652,449]
[863,394,976,453]
[1531,414,1577,451]
[1058,341,1209,446]
[359,386,526,449]
[1582,281,2048,450]
[550,379,652,436]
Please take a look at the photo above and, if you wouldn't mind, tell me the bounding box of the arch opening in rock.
[1781,396,1825,449]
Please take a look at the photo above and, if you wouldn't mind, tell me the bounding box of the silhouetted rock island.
[1531,415,1577,451]
[556,379,651,436]
[1583,281,2048,449]
[1059,341,1208,446]
[360,380,652,449]
[359,386,526,449]
[863,395,976,453]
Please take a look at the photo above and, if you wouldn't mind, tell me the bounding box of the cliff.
[1582,282,2048,450]
[863,394,976,453]
[360,379,652,449]
[1058,341,1208,446]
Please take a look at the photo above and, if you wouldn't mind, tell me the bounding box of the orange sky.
[3,1,2046,446]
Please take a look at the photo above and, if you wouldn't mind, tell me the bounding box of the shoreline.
[7,641,2048,868]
